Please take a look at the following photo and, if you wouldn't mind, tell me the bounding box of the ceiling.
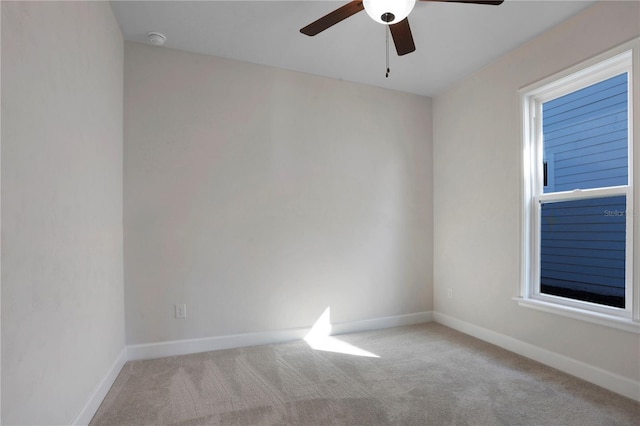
[110,0,597,97]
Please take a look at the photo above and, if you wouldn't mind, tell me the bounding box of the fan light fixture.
[363,0,416,25]
[300,0,503,57]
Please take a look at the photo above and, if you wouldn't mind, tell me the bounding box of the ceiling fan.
[301,0,504,56]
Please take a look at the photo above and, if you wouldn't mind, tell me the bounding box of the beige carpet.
[91,323,639,425]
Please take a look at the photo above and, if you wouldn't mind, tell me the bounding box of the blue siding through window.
[540,73,628,308]
[540,196,626,298]
[543,73,628,193]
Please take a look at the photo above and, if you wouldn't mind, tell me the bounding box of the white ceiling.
[110,0,597,97]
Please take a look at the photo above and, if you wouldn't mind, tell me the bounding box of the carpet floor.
[91,323,639,425]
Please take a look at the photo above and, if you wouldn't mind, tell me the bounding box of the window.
[520,40,639,332]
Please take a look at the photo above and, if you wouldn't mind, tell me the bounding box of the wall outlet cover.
[175,304,187,319]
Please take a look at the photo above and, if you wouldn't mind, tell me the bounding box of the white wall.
[124,42,433,345]
[434,1,640,383]
[1,2,124,424]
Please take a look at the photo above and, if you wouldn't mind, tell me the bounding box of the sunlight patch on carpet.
[304,307,380,358]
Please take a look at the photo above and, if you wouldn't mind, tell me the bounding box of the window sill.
[514,297,640,334]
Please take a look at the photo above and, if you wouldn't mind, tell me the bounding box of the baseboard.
[433,312,640,402]
[331,311,433,335]
[72,347,127,425]
[127,311,433,361]
[127,327,310,361]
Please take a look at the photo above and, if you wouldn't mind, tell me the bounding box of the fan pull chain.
[385,26,390,78]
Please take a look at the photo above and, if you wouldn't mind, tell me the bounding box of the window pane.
[540,196,626,308]
[542,73,628,193]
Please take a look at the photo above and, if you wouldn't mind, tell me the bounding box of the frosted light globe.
[363,0,416,25]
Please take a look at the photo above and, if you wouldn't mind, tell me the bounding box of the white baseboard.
[433,312,640,402]
[331,311,433,335]
[127,327,310,361]
[127,311,433,361]
[72,347,127,425]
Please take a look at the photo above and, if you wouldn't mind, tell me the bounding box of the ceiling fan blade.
[419,0,504,5]
[389,18,416,56]
[300,1,365,36]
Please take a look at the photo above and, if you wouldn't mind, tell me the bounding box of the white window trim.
[517,38,640,334]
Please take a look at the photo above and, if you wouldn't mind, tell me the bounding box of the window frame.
[518,39,640,333]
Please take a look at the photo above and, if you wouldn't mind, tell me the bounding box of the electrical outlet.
[175,303,187,319]
[447,288,454,299]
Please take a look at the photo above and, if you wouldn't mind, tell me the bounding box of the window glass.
[540,195,626,308]
[542,73,628,193]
